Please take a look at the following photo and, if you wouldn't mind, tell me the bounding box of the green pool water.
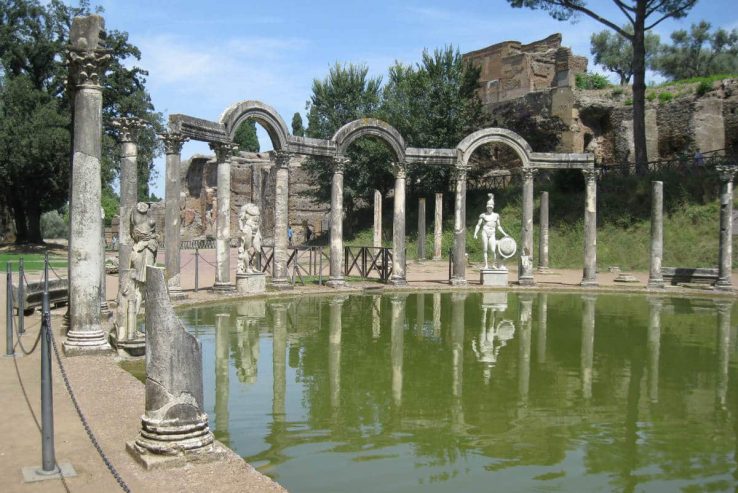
[174,292,738,493]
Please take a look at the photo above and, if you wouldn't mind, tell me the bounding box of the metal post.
[6,263,13,356]
[18,258,25,334]
[43,253,49,316]
[194,247,199,293]
[40,310,57,473]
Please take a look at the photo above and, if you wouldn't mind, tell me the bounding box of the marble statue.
[237,203,262,274]
[473,193,510,269]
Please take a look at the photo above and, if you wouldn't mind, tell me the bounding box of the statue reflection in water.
[234,299,266,384]
[472,292,515,384]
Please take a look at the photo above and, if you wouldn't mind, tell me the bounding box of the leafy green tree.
[508,0,698,174]
[653,21,738,80]
[233,120,260,152]
[291,112,304,137]
[0,0,163,242]
[590,26,660,85]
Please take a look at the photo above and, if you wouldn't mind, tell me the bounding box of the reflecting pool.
[177,292,738,492]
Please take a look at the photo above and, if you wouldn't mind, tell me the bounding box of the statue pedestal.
[236,272,266,294]
[480,267,508,287]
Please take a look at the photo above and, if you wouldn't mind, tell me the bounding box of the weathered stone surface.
[450,166,468,286]
[128,266,219,468]
[162,131,188,300]
[480,268,508,287]
[518,169,535,286]
[648,181,665,288]
[538,191,549,272]
[433,193,443,260]
[389,164,407,285]
[236,272,265,294]
[417,198,426,261]
[581,169,598,287]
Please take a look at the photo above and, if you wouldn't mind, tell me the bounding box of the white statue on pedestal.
[237,203,262,274]
[473,193,510,269]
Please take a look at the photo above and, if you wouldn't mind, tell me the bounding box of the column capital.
[521,167,538,181]
[451,164,470,182]
[112,117,145,143]
[334,155,350,174]
[274,150,294,169]
[67,48,111,88]
[392,161,408,179]
[582,167,598,182]
[209,142,238,162]
[716,165,737,183]
[159,130,189,154]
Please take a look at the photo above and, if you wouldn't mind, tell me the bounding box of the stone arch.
[219,100,291,151]
[456,127,533,168]
[332,118,406,162]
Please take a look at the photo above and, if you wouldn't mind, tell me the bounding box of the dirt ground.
[1,245,736,493]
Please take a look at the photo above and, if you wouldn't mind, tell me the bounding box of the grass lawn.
[0,253,68,273]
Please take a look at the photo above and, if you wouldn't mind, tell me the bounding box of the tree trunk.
[11,196,28,243]
[632,2,649,175]
[26,200,42,244]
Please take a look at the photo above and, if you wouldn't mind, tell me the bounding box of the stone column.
[432,292,441,338]
[450,165,469,285]
[214,313,230,446]
[373,189,382,248]
[538,191,549,272]
[371,295,381,339]
[450,293,466,399]
[327,157,348,287]
[112,117,141,283]
[64,15,112,355]
[433,192,443,260]
[272,303,288,421]
[272,151,293,289]
[537,293,548,364]
[518,295,533,403]
[715,300,733,409]
[647,297,662,404]
[390,162,408,286]
[390,294,406,407]
[329,297,344,411]
[518,168,536,286]
[162,131,189,299]
[581,295,596,400]
[581,169,598,287]
[417,198,426,261]
[211,142,237,291]
[716,166,735,290]
[100,208,108,313]
[648,181,665,288]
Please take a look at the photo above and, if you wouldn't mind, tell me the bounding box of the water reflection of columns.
[416,293,425,335]
[715,300,732,410]
[390,295,406,407]
[537,293,548,364]
[272,303,288,422]
[371,295,381,340]
[580,295,596,400]
[518,295,533,403]
[433,293,441,338]
[450,293,466,428]
[215,313,231,446]
[329,297,345,411]
[647,298,662,403]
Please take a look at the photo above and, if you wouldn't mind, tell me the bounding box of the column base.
[449,277,467,286]
[715,279,733,291]
[432,256,442,261]
[270,277,293,290]
[517,277,536,286]
[537,266,551,273]
[580,279,599,288]
[167,284,187,300]
[647,278,665,289]
[388,277,407,286]
[63,328,112,356]
[326,277,347,288]
[211,282,235,292]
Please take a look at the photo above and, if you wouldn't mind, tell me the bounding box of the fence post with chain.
[6,262,13,356]
[194,247,199,293]
[19,258,25,334]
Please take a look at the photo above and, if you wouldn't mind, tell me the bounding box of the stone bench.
[12,278,69,314]
[662,267,718,285]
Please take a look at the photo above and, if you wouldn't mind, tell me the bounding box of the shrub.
[611,87,624,97]
[40,210,68,239]
[695,80,712,96]
[624,98,633,106]
[658,91,673,104]
[575,72,611,90]
[646,91,657,102]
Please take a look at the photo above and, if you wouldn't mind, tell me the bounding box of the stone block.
[236,272,266,294]
[480,268,509,287]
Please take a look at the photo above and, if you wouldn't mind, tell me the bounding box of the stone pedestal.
[480,268,508,287]
[128,266,222,469]
[236,273,265,294]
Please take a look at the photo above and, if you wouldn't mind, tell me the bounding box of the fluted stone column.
[64,15,111,355]
[451,166,469,285]
[715,300,733,409]
[272,151,293,289]
[433,193,443,260]
[390,294,406,407]
[519,295,533,403]
[417,198,426,261]
[328,157,348,287]
[581,169,598,287]
[648,181,665,288]
[538,191,549,272]
[211,142,237,291]
[647,298,662,404]
[373,189,382,248]
[518,169,536,286]
[162,131,189,299]
[390,162,408,286]
[272,303,288,421]
[716,166,736,290]
[581,295,596,400]
[329,297,345,411]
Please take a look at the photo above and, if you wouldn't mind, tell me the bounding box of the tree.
[0,0,163,242]
[591,26,660,85]
[508,0,698,174]
[653,21,738,80]
[291,112,304,137]
[233,120,260,152]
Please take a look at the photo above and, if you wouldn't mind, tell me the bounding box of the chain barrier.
[47,262,65,281]
[198,255,218,268]
[179,252,195,270]
[13,309,42,356]
[48,324,131,493]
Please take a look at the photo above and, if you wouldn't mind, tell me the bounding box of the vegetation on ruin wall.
[347,168,737,271]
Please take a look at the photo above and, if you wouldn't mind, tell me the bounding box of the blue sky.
[95,0,737,196]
